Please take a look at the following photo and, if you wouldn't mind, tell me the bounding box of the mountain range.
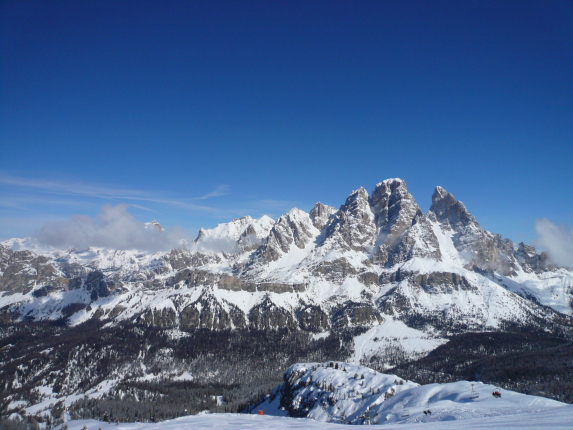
[1,178,572,424]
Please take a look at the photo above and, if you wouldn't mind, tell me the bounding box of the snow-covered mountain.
[2,178,573,425]
[1,178,571,343]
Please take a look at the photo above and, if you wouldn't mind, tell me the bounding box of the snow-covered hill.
[251,361,567,426]
[47,359,573,430]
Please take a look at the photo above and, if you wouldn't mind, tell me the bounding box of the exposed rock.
[373,214,441,267]
[323,187,376,252]
[312,258,359,282]
[430,186,478,231]
[410,272,475,294]
[254,209,317,263]
[85,270,116,301]
[166,249,222,271]
[248,297,295,330]
[371,179,423,244]
[0,246,60,294]
[168,268,306,293]
[330,301,383,332]
[429,186,519,275]
[295,305,330,332]
[309,202,337,230]
[139,307,177,328]
[515,242,551,273]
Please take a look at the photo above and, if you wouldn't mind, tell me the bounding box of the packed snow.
[48,406,573,430]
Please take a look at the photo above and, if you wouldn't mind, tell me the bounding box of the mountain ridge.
[1,178,571,336]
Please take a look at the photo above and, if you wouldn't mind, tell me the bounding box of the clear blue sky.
[1,0,572,245]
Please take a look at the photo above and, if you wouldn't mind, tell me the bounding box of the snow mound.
[252,362,566,426]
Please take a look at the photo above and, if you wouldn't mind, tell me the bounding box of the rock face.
[323,187,376,252]
[371,178,422,240]
[1,178,572,338]
[330,301,383,332]
[429,186,519,275]
[309,202,337,230]
[253,208,318,263]
[430,186,477,231]
[0,245,62,295]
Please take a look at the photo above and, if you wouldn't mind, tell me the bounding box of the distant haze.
[37,204,187,252]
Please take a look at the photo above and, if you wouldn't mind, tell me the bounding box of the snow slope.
[52,405,573,429]
[253,362,568,426]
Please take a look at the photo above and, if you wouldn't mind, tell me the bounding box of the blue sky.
[1,0,572,246]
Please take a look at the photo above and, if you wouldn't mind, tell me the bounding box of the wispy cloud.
[534,218,573,269]
[195,184,230,200]
[0,174,221,213]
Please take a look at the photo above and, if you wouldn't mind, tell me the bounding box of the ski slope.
[52,405,573,430]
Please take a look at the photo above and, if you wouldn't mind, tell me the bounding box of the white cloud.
[534,218,573,269]
[37,204,188,252]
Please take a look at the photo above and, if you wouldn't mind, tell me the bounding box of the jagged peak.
[310,201,334,212]
[431,186,457,206]
[278,207,312,224]
[310,202,337,230]
[371,178,421,234]
[429,186,477,230]
[345,186,369,201]
[374,177,408,193]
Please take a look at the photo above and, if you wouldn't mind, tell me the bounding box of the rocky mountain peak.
[144,220,164,231]
[370,178,422,241]
[323,187,376,251]
[253,208,317,263]
[430,186,478,231]
[309,202,337,230]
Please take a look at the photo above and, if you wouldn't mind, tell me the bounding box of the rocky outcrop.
[323,188,376,252]
[167,268,306,293]
[0,245,61,295]
[373,214,441,267]
[180,295,245,330]
[85,270,116,301]
[166,249,222,271]
[429,186,519,275]
[312,258,359,282]
[254,209,318,263]
[515,242,550,273]
[248,297,295,330]
[410,272,475,294]
[295,305,330,332]
[139,307,177,328]
[371,178,422,241]
[330,301,383,332]
[430,186,477,231]
[309,202,337,230]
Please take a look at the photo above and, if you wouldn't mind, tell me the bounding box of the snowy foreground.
[55,406,573,430]
[53,361,573,430]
